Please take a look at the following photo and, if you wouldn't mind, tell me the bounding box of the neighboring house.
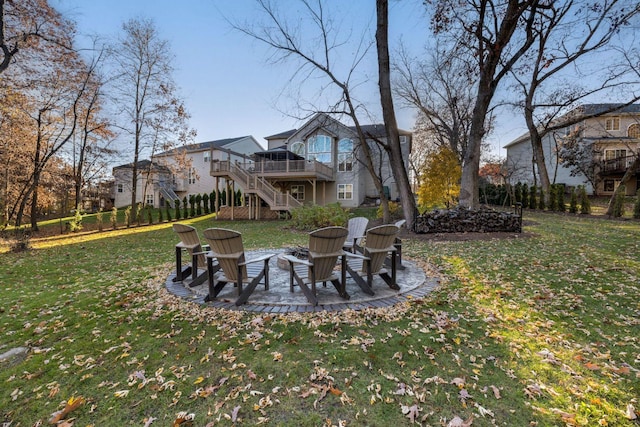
[112,136,263,208]
[210,113,412,213]
[504,104,640,196]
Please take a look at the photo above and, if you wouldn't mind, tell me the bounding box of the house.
[209,113,412,217]
[112,136,263,208]
[504,104,640,196]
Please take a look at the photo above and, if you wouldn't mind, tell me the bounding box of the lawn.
[0,213,638,426]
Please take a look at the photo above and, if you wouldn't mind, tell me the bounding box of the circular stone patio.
[165,250,438,312]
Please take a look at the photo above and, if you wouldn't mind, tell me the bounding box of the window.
[117,183,123,193]
[204,151,211,163]
[307,135,332,164]
[605,117,620,131]
[290,141,305,157]
[188,167,196,184]
[338,184,353,200]
[628,123,640,139]
[338,138,353,172]
[146,194,154,206]
[605,149,626,160]
[604,179,621,192]
[291,185,305,201]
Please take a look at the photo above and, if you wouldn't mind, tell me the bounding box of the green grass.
[1,213,638,426]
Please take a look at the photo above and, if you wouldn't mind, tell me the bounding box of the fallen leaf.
[447,415,474,426]
[231,405,241,423]
[626,403,637,420]
[48,396,85,425]
[489,385,501,399]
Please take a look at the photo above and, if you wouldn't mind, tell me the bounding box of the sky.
[52,0,527,154]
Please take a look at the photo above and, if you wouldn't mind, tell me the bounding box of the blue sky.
[52,0,526,154]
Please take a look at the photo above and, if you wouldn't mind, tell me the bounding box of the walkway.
[165,250,438,312]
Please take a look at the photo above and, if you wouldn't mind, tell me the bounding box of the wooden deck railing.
[600,154,640,173]
[212,160,302,210]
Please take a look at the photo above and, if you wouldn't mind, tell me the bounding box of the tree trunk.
[375,0,417,228]
[605,155,640,216]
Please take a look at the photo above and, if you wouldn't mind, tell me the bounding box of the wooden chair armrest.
[344,251,369,261]
[366,246,397,255]
[282,254,313,268]
[239,253,276,266]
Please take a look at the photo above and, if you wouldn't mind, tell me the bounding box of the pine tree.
[579,186,591,214]
[529,186,537,210]
[569,188,578,213]
[521,183,529,208]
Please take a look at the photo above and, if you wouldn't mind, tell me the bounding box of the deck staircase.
[221,162,302,211]
[157,181,180,208]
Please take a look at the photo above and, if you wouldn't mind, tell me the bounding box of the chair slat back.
[364,224,399,273]
[346,217,369,247]
[173,223,206,266]
[203,228,247,282]
[308,226,348,281]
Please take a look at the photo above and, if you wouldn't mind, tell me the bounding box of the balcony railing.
[599,154,640,174]
[211,158,334,180]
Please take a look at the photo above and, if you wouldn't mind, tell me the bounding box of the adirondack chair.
[172,223,212,287]
[283,226,349,306]
[343,216,369,253]
[202,228,275,306]
[386,219,406,270]
[346,224,400,295]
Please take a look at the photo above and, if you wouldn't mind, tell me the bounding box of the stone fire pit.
[277,246,309,270]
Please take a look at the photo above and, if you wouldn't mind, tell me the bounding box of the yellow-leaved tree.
[417,146,461,211]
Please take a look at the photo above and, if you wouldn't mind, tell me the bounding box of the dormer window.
[605,117,620,131]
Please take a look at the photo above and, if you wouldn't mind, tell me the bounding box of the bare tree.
[70,44,116,210]
[110,18,195,210]
[232,0,398,221]
[395,46,477,164]
[430,0,543,208]
[509,0,640,201]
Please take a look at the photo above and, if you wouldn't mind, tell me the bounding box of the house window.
[604,179,622,192]
[117,183,123,193]
[204,151,211,163]
[628,123,640,139]
[290,141,305,157]
[307,135,332,164]
[188,167,196,184]
[399,135,407,144]
[291,185,305,201]
[605,117,620,131]
[338,138,353,172]
[146,194,154,206]
[605,149,626,160]
[338,184,353,200]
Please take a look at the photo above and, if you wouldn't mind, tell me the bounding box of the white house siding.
[112,167,166,209]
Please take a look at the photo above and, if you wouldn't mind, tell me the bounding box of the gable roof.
[156,136,254,156]
[576,103,640,116]
[265,129,297,140]
[112,159,170,173]
[267,113,411,142]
